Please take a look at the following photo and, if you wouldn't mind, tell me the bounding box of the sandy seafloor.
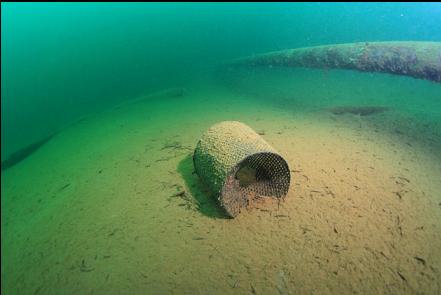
[2,69,441,294]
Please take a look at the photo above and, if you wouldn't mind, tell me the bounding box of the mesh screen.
[193,121,291,217]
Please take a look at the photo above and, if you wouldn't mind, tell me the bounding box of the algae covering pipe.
[231,41,441,83]
[193,121,291,217]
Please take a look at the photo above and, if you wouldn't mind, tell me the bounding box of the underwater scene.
[1,3,441,294]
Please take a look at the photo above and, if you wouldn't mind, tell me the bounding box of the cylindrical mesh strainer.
[193,121,291,217]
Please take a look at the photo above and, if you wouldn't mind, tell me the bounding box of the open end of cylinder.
[220,152,291,217]
[234,152,290,197]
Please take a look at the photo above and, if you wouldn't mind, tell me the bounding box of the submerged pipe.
[1,134,56,171]
[231,41,441,83]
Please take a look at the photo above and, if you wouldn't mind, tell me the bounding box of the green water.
[2,2,441,157]
[2,3,441,295]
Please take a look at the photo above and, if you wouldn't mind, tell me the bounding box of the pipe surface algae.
[232,41,441,82]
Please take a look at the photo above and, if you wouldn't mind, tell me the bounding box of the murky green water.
[2,3,441,294]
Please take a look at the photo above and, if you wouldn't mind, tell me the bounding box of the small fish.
[414,256,426,266]
[236,166,257,188]
[171,191,186,198]
[58,183,71,191]
[397,271,407,282]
